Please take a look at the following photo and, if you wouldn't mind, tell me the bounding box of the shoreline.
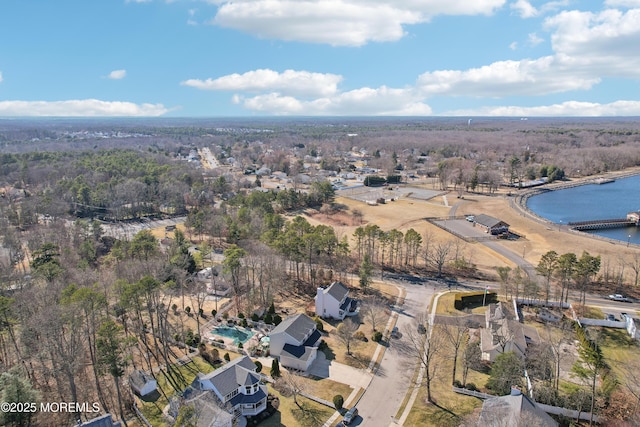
[511,167,640,245]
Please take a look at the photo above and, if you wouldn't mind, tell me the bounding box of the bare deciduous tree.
[360,296,388,332]
[404,318,443,403]
[335,318,360,356]
[442,318,470,385]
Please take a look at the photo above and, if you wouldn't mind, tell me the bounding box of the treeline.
[1,149,205,223]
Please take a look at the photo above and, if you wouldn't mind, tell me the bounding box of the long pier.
[568,218,636,231]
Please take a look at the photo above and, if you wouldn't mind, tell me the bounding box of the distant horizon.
[1,115,640,122]
[2,2,640,117]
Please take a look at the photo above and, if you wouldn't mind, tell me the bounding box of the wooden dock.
[568,218,635,231]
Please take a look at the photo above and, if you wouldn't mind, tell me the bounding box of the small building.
[473,214,510,235]
[129,370,157,397]
[192,355,267,419]
[269,313,321,371]
[315,281,358,320]
[479,387,558,427]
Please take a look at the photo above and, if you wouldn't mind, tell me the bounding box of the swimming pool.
[211,325,255,345]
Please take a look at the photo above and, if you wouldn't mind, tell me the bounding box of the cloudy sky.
[1,0,640,117]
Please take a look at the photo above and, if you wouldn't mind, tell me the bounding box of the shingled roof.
[325,281,349,302]
[270,313,316,342]
[194,356,258,397]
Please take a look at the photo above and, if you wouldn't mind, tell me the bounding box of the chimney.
[315,287,324,315]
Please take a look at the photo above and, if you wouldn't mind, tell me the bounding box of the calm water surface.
[526,174,640,244]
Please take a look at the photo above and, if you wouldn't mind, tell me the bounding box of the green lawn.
[137,355,217,427]
[260,385,336,427]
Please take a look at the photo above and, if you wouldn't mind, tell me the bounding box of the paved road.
[355,280,436,426]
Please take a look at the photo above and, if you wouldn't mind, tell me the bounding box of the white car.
[608,294,632,302]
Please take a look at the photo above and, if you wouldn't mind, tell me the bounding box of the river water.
[526,174,640,244]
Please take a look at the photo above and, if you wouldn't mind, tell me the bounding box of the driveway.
[354,280,436,426]
[308,352,372,390]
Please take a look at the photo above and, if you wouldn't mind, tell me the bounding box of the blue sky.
[1,0,640,117]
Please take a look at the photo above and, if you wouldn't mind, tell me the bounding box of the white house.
[269,313,321,371]
[129,370,157,397]
[315,281,358,320]
[192,356,267,418]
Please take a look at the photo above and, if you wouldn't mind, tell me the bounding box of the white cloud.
[528,32,543,46]
[509,41,518,50]
[209,0,506,46]
[182,69,343,97]
[0,71,3,83]
[0,100,169,117]
[445,100,640,116]
[107,69,127,80]
[511,0,538,18]
[544,8,640,77]
[605,0,640,7]
[417,56,600,97]
[233,86,431,115]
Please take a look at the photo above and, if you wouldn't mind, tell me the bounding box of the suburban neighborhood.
[3,118,640,427]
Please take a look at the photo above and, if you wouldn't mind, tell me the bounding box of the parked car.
[608,294,632,302]
[606,313,615,321]
[417,324,426,334]
[466,215,475,222]
[391,326,400,338]
[342,407,359,425]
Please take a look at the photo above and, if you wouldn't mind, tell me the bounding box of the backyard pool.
[211,325,255,345]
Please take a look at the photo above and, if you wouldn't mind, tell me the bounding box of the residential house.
[315,281,358,320]
[480,302,528,362]
[473,214,510,235]
[479,387,558,427]
[129,370,157,397]
[79,414,122,427]
[191,355,267,419]
[269,313,322,371]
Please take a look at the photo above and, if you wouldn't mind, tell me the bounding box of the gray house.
[192,356,267,419]
[479,387,558,427]
[269,313,321,371]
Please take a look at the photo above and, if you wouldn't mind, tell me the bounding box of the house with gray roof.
[473,214,510,235]
[191,356,267,419]
[269,313,321,371]
[128,369,157,397]
[480,302,529,362]
[479,387,558,427]
[315,281,358,320]
[79,414,122,427]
